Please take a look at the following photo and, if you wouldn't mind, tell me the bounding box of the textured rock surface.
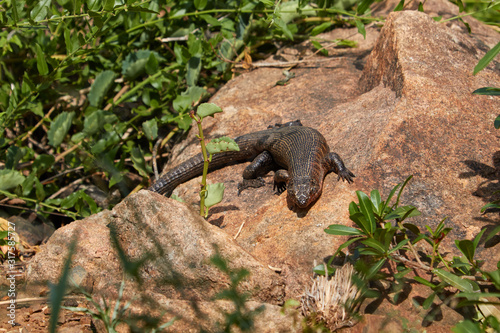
[23,0,500,331]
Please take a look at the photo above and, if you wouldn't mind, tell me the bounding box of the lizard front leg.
[324,152,355,183]
[238,151,277,194]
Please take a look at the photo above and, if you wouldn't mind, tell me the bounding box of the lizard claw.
[273,181,287,195]
[337,170,355,184]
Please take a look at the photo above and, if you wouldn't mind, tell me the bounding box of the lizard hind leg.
[238,151,277,195]
[325,152,355,184]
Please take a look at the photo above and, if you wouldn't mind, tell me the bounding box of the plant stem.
[190,112,209,217]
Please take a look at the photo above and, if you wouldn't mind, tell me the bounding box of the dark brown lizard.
[148,120,355,209]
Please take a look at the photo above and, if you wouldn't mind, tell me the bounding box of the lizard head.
[287,177,322,209]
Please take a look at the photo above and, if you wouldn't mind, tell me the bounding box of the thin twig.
[234,221,245,239]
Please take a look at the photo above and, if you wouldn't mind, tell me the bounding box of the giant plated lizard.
[148,120,355,209]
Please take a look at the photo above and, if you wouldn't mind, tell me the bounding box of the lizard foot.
[273,181,287,195]
[238,177,266,195]
[337,169,356,184]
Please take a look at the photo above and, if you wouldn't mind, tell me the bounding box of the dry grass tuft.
[301,263,361,331]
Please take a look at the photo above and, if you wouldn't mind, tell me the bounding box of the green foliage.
[1,0,381,221]
[321,176,500,331]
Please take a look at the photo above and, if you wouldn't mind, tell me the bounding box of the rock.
[26,190,285,302]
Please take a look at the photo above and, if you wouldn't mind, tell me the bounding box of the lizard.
[148,120,355,209]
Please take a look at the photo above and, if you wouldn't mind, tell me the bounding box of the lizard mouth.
[288,180,322,208]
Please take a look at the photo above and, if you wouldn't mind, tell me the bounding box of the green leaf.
[452,320,482,333]
[273,17,294,40]
[48,111,75,147]
[145,52,159,75]
[472,87,500,96]
[455,239,475,263]
[402,223,420,235]
[433,268,478,292]
[417,2,424,12]
[64,29,80,54]
[142,119,158,141]
[366,258,386,280]
[310,22,332,36]
[413,276,437,288]
[194,0,207,10]
[474,41,500,75]
[389,239,409,253]
[356,191,376,235]
[88,70,116,107]
[357,0,374,14]
[324,224,364,236]
[361,238,387,255]
[481,201,500,212]
[83,110,118,135]
[384,206,420,220]
[206,137,239,154]
[200,14,221,26]
[355,19,366,39]
[422,292,435,310]
[130,147,151,177]
[6,146,24,169]
[259,0,274,6]
[205,182,225,208]
[33,154,55,176]
[35,43,49,75]
[103,0,114,11]
[186,55,201,87]
[394,0,405,11]
[0,169,25,191]
[30,0,50,21]
[311,41,328,56]
[370,190,382,214]
[196,103,223,119]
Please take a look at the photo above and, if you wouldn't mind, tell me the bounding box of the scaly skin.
[148,121,355,209]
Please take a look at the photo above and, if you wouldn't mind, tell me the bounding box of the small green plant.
[189,103,240,217]
[315,176,500,331]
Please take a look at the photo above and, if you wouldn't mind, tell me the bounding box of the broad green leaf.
[472,87,500,96]
[355,19,366,39]
[32,154,55,176]
[356,191,376,235]
[35,178,45,201]
[35,43,49,75]
[0,169,25,191]
[312,264,335,276]
[481,201,500,212]
[451,320,482,333]
[186,55,201,87]
[366,258,386,280]
[361,238,387,254]
[142,119,158,140]
[357,0,374,14]
[200,14,221,26]
[418,2,424,12]
[145,52,159,75]
[259,0,274,6]
[388,239,409,253]
[474,41,500,75]
[349,201,360,215]
[205,182,225,208]
[433,268,479,292]
[197,103,223,119]
[370,190,382,213]
[324,224,364,236]
[83,110,118,135]
[194,0,207,10]
[88,71,116,107]
[48,111,75,147]
[64,29,79,54]
[273,17,294,40]
[130,147,151,177]
[384,206,420,220]
[402,223,420,235]
[206,137,239,154]
[22,173,36,196]
[310,22,332,36]
[472,228,486,251]
[30,0,50,21]
[103,0,114,11]
[6,146,24,169]
[455,239,475,262]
